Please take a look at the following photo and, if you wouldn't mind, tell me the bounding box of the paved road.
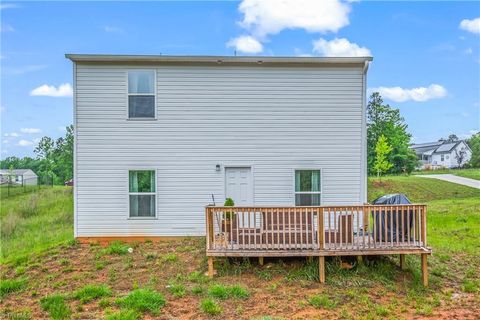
[417,174,480,189]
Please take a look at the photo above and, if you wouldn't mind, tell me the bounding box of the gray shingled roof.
[410,140,466,155]
[0,169,36,175]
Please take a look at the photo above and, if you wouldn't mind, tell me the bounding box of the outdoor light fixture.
[215,164,221,171]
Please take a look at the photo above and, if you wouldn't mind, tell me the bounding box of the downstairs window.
[295,170,321,206]
[129,170,156,217]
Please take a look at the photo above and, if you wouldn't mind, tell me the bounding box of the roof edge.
[65,54,373,64]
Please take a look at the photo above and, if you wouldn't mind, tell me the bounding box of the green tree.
[367,92,418,174]
[373,135,393,179]
[467,133,480,168]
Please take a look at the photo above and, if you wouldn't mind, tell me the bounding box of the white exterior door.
[225,167,253,206]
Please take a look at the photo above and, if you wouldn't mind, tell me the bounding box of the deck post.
[421,254,428,287]
[399,254,406,270]
[319,256,325,284]
[259,257,264,266]
[207,257,214,278]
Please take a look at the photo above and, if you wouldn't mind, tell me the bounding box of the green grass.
[200,298,222,315]
[102,241,130,255]
[367,175,480,202]
[116,289,165,315]
[0,278,27,298]
[308,294,337,309]
[0,187,73,263]
[39,294,71,320]
[167,283,186,298]
[207,284,250,300]
[413,168,480,181]
[73,284,112,304]
[105,309,140,320]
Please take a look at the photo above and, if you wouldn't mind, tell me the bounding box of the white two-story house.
[66,54,372,240]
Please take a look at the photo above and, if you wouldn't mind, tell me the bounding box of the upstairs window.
[128,71,155,119]
[295,170,321,206]
[129,170,156,217]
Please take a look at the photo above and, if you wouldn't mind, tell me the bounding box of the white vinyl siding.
[75,63,366,236]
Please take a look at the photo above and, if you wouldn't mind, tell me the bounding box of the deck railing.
[206,205,428,255]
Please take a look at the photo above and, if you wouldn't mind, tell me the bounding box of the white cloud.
[0,3,19,10]
[30,83,73,97]
[17,139,33,147]
[2,139,10,144]
[104,25,122,33]
[20,128,42,134]
[4,132,19,137]
[369,84,448,103]
[238,0,351,38]
[3,64,47,75]
[313,38,371,57]
[0,23,14,32]
[459,17,480,34]
[227,35,263,54]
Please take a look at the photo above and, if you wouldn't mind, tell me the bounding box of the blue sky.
[1,0,479,158]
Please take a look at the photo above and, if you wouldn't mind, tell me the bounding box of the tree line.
[1,125,73,185]
[1,95,479,182]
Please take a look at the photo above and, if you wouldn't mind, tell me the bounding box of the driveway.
[418,174,480,189]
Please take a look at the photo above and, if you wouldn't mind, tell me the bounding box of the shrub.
[74,284,112,304]
[116,289,165,315]
[0,278,27,298]
[223,198,235,220]
[105,309,140,320]
[208,284,229,300]
[103,241,129,255]
[40,294,71,320]
[200,298,222,315]
[308,294,337,309]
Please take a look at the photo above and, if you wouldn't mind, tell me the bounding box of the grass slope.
[0,187,73,263]
[368,175,480,202]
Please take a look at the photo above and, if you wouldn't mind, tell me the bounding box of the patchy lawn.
[0,178,479,319]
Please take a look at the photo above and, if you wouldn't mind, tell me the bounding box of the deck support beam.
[207,257,214,278]
[319,256,325,284]
[399,254,406,270]
[259,257,264,266]
[421,254,428,287]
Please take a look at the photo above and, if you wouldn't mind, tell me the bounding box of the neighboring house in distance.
[66,54,372,239]
[0,169,38,185]
[410,140,472,169]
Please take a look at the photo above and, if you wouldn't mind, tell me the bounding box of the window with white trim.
[441,155,444,161]
[129,170,156,217]
[128,70,155,118]
[295,170,321,206]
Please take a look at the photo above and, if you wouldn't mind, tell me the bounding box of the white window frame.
[126,70,157,120]
[128,169,157,219]
[293,168,322,206]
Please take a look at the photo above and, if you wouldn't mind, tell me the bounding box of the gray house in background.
[66,54,372,239]
[0,169,38,185]
[410,140,472,169]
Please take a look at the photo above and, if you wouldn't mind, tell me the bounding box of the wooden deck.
[205,205,431,286]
